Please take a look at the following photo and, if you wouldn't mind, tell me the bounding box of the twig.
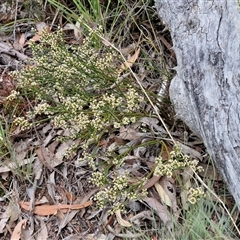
[13,0,19,41]
[0,42,28,61]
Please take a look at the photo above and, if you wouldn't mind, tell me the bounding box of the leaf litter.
[0,1,239,239]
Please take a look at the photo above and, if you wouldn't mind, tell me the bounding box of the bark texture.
[155,0,240,208]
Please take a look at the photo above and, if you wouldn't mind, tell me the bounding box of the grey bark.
[155,0,240,208]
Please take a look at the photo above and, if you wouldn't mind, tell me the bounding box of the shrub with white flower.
[154,143,203,178]
[10,26,147,212]
[11,27,144,139]
[188,187,206,204]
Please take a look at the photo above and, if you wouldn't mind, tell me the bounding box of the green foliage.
[0,117,33,181]
[10,26,148,210]
[11,27,144,140]
[0,119,9,160]
[154,144,203,178]
[173,197,238,239]
[8,25,205,214]
[2,1,238,238]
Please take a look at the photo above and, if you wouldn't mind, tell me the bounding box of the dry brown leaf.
[113,136,128,145]
[143,197,171,228]
[159,177,179,218]
[55,208,65,220]
[27,34,41,43]
[36,137,73,169]
[25,24,50,45]
[11,219,27,240]
[19,33,26,48]
[58,189,98,234]
[144,175,161,189]
[0,158,33,173]
[119,126,150,140]
[54,139,74,163]
[36,217,48,240]
[98,139,109,147]
[120,43,136,56]
[9,202,21,225]
[36,146,54,170]
[180,167,193,210]
[65,190,76,202]
[0,203,21,232]
[178,142,202,160]
[115,210,132,227]
[139,117,166,133]
[35,22,47,32]
[14,140,31,162]
[119,48,140,73]
[129,210,153,223]
[0,205,12,232]
[19,201,93,216]
[154,182,172,207]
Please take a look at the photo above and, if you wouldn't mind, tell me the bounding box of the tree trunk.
[155,0,240,208]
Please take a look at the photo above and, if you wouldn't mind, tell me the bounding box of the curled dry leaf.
[0,205,12,232]
[159,177,179,218]
[0,201,20,232]
[35,22,48,33]
[119,48,140,74]
[11,219,27,240]
[178,142,202,160]
[129,210,154,224]
[180,167,193,210]
[144,175,161,190]
[19,201,92,216]
[154,182,172,207]
[139,117,166,134]
[120,43,136,56]
[36,217,48,240]
[115,210,132,227]
[143,197,171,229]
[119,126,150,141]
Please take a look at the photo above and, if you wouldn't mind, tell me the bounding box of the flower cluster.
[77,152,96,170]
[154,143,204,177]
[13,117,32,130]
[34,102,51,115]
[11,27,144,139]
[188,187,206,204]
[6,90,19,101]
[11,26,146,213]
[90,171,147,213]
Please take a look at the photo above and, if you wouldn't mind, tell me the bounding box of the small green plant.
[154,144,203,178]
[9,25,205,213]
[10,26,148,209]
[11,27,144,139]
[0,117,33,181]
[0,119,9,160]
